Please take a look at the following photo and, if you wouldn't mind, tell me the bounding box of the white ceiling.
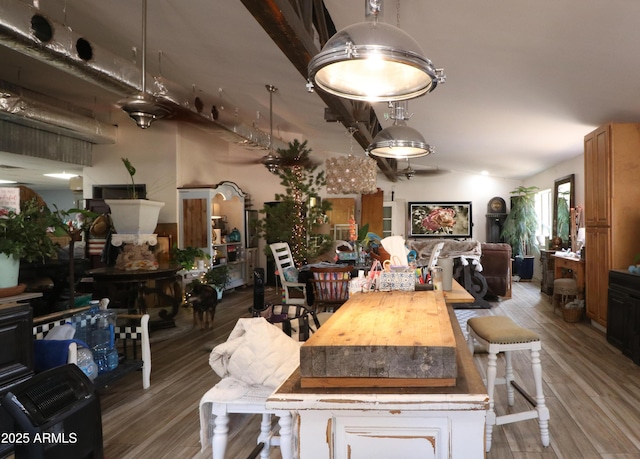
[1,0,639,189]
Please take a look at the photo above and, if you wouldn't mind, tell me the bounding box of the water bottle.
[76,347,98,381]
[91,299,118,373]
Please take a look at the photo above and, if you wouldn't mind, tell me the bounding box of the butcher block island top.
[300,290,457,388]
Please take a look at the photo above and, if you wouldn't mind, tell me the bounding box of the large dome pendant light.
[367,101,434,158]
[307,0,445,102]
[119,0,172,128]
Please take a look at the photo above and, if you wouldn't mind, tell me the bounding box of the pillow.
[283,266,299,283]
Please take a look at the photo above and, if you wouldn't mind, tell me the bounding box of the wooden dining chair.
[309,265,352,313]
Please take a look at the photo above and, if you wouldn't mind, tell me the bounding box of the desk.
[444,279,474,305]
[88,265,181,329]
[552,255,585,297]
[267,291,488,458]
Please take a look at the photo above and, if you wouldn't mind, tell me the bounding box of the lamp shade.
[308,21,444,102]
[367,124,434,158]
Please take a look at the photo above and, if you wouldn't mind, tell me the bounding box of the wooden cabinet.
[361,189,383,236]
[584,123,640,327]
[607,270,640,364]
[178,182,249,290]
[585,227,610,324]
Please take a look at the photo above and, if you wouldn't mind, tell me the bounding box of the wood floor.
[99,281,640,459]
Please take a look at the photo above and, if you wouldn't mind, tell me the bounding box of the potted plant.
[172,245,210,271]
[254,139,332,266]
[0,198,60,291]
[204,264,230,299]
[105,157,164,234]
[501,185,539,279]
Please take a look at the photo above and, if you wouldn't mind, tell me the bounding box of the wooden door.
[361,189,383,236]
[585,226,610,326]
[593,126,610,226]
[584,125,610,227]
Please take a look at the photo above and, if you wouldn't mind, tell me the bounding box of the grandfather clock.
[486,197,507,243]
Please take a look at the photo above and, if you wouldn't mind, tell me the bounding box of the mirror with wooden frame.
[552,174,574,248]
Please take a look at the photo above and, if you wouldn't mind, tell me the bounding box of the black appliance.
[1,364,103,459]
[253,268,265,311]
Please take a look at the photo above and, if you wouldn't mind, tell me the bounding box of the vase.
[105,199,164,234]
[0,253,19,289]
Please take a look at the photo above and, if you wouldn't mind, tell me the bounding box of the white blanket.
[208,317,301,388]
[200,318,301,451]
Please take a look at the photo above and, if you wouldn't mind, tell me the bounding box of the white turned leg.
[212,412,229,459]
[505,350,515,406]
[278,412,294,459]
[485,351,498,452]
[531,348,550,447]
[466,326,475,354]
[258,413,271,459]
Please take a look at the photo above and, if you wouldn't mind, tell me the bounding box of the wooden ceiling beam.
[240,0,397,182]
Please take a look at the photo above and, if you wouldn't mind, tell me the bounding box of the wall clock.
[488,197,506,213]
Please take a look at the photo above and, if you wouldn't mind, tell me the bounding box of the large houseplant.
[501,185,539,279]
[255,139,332,266]
[0,198,60,289]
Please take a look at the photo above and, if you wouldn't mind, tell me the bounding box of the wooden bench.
[32,307,151,390]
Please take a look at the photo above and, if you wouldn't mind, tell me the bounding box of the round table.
[88,265,182,330]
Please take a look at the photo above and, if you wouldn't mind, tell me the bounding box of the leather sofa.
[480,242,512,298]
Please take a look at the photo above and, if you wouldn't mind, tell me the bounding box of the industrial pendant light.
[261,84,280,173]
[119,0,172,128]
[307,0,445,102]
[367,101,434,158]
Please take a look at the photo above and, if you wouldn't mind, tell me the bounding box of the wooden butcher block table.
[300,290,457,388]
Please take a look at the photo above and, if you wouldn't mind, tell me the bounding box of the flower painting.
[409,202,472,238]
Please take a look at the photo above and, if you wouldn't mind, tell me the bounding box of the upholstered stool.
[467,316,550,452]
[553,278,578,313]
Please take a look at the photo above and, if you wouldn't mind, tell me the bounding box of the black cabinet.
[607,270,640,364]
[0,302,34,458]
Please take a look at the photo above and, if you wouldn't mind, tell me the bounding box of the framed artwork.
[408,202,472,238]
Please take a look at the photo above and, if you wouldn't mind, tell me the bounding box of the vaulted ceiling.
[1,0,638,189]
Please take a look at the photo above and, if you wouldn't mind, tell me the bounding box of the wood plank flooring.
[99,281,640,459]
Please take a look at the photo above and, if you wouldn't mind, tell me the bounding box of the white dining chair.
[269,242,307,306]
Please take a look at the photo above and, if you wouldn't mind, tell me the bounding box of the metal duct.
[0,81,117,144]
[0,0,288,151]
[0,120,92,166]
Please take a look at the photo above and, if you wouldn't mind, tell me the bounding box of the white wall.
[79,113,586,277]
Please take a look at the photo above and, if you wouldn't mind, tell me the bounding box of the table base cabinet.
[607,270,640,364]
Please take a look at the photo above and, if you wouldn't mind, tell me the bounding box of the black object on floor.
[2,364,104,459]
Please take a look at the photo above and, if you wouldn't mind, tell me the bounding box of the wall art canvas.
[408,202,472,238]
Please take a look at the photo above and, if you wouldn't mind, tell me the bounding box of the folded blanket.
[408,239,482,266]
[209,318,301,389]
[201,318,302,452]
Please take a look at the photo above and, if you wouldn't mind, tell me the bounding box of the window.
[535,188,552,247]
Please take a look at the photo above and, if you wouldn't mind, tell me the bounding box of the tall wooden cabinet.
[584,123,640,327]
[178,182,249,290]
